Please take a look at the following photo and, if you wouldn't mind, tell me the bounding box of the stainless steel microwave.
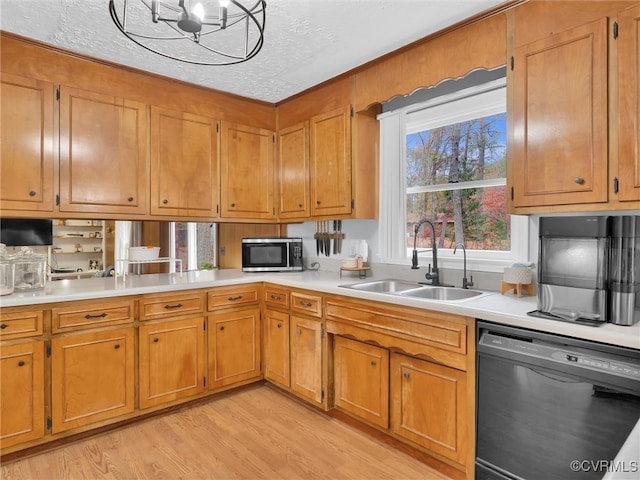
[241,237,303,272]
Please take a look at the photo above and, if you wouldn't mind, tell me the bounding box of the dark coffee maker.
[610,216,640,326]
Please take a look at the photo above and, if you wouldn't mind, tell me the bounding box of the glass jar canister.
[0,244,15,295]
[11,247,46,291]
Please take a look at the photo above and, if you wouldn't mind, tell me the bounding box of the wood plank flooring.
[1,384,451,480]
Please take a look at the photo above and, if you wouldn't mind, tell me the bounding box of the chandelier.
[109,0,266,66]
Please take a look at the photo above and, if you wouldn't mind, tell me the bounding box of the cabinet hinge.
[216,204,219,214]
[614,177,620,194]
[56,87,60,101]
[510,186,514,201]
[613,21,619,40]
[321,325,325,338]
[46,344,51,357]
[47,416,52,430]
[216,122,220,133]
[204,376,207,387]
[55,194,60,206]
[350,106,354,117]
[203,319,206,330]
[321,388,325,401]
[273,133,276,143]
[510,56,514,71]
[351,199,354,209]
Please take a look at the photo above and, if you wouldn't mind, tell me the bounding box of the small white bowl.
[129,246,160,261]
[341,258,358,268]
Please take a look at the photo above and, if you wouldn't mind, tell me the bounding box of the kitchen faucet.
[453,242,474,289]
[411,219,450,286]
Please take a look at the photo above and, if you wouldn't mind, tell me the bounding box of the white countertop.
[1,269,638,350]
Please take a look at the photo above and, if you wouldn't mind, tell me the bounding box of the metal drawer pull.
[84,313,107,319]
[29,190,37,197]
[277,323,282,328]
[164,303,183,309]
[575,177,585,185]
[371,361,377,366]
[270,295,281,300]
[18,361,25,367]
[220,326,225,331]
[299,301,313,308]
[0,324,7,329]
[114,344,120,349]
[227,295,243,301]
[403,372,410,379]
[153,338,159,343]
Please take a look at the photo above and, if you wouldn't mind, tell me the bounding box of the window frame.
[377,77,529,273]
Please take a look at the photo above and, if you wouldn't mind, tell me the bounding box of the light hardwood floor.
[1,384,450,480]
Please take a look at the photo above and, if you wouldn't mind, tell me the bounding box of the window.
[171,222,217,270]
[378,75,528,272]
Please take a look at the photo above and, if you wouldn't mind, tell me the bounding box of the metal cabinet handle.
[300,301,313,308]
[84,313,107,319]
[0,324,7,329]
[227,295,243,301]
[114,344,120,350]
[153,338,159,343]
[316,200,321,205]
[277,323,282,328]
[220,326,225,331]
[18,361,25,367]
[164,303,183,309]
[370,361,377,366]
[403,372,410,379]
[29,190,37,197]
[296,329,302,335]
[230,202,236,208]
[128,196,134,202]
[270,294,281,301]
[162,199,168,204]
[575,177,585,185]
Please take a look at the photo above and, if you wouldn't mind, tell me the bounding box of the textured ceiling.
[1,0,507,103]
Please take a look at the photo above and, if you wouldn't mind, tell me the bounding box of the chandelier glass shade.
[109,0,266,65]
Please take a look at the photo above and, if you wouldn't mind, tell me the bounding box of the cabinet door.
[139,317,205,409]
[150,107,219,216]
[310,106,352,216]
[0,74,55,212]
[277,121,310,219]
[208,307,261,389]
[334,336,389,429]
[618,5,640,202]
[390,353,467,465]
[263,308,290,387]
[511,18,608,208]
[290,315,323,404]
[59,87,148,214]
[51,327,134,433]
[0,342,45,449]
[220,121,275,219]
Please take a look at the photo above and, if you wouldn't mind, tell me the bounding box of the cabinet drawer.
[52,300,134,333]
[263,285,290,309]
[291,291,322,318]
[207,284,260,311]
[139,292,204,321]
[0,310,44,340]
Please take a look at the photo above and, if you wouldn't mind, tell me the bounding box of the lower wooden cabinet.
[208,307,261,389]
[333,336,389,429]
[51,327,134,433]
[290,314,324,405]
[139,318,205,409]
[0,341,45,449]
[390,353,468,465]
[263,308,290,388]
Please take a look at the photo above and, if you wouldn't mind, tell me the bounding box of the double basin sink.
[340,279,492,302]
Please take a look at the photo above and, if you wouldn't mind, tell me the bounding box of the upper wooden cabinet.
[310,106,352,217]
[618,4,640,202]
[0,74,55,213]
[277,121,310,219]
[220,121,275,219]
[510,18,609,208]
[150,107,220,217]
[59,86,148,215]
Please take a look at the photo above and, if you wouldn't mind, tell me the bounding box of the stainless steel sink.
[340,279,491,302]
[399,286,484,301]
[340,279,420,293]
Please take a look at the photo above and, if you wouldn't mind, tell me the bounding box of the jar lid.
[9,246,46,261]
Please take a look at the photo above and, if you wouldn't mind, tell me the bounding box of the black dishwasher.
[476,321,640,480]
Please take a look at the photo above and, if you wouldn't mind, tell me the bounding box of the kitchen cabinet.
[290,314,324,405]
[138,317,206,409]
[390,353,468,466]
[310,106,352,217]
[51,326,135,433]
[0,73,55,213]
[333,336,389,429]
[207,284,262,389]
[618,4,640,202]
[58,86,148,215]
[0,341,45,449]
[150,107,220,217]
[277,121,310,219]
[263,308,290,387]
[220,121,275,219]
[510,17,609,208]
